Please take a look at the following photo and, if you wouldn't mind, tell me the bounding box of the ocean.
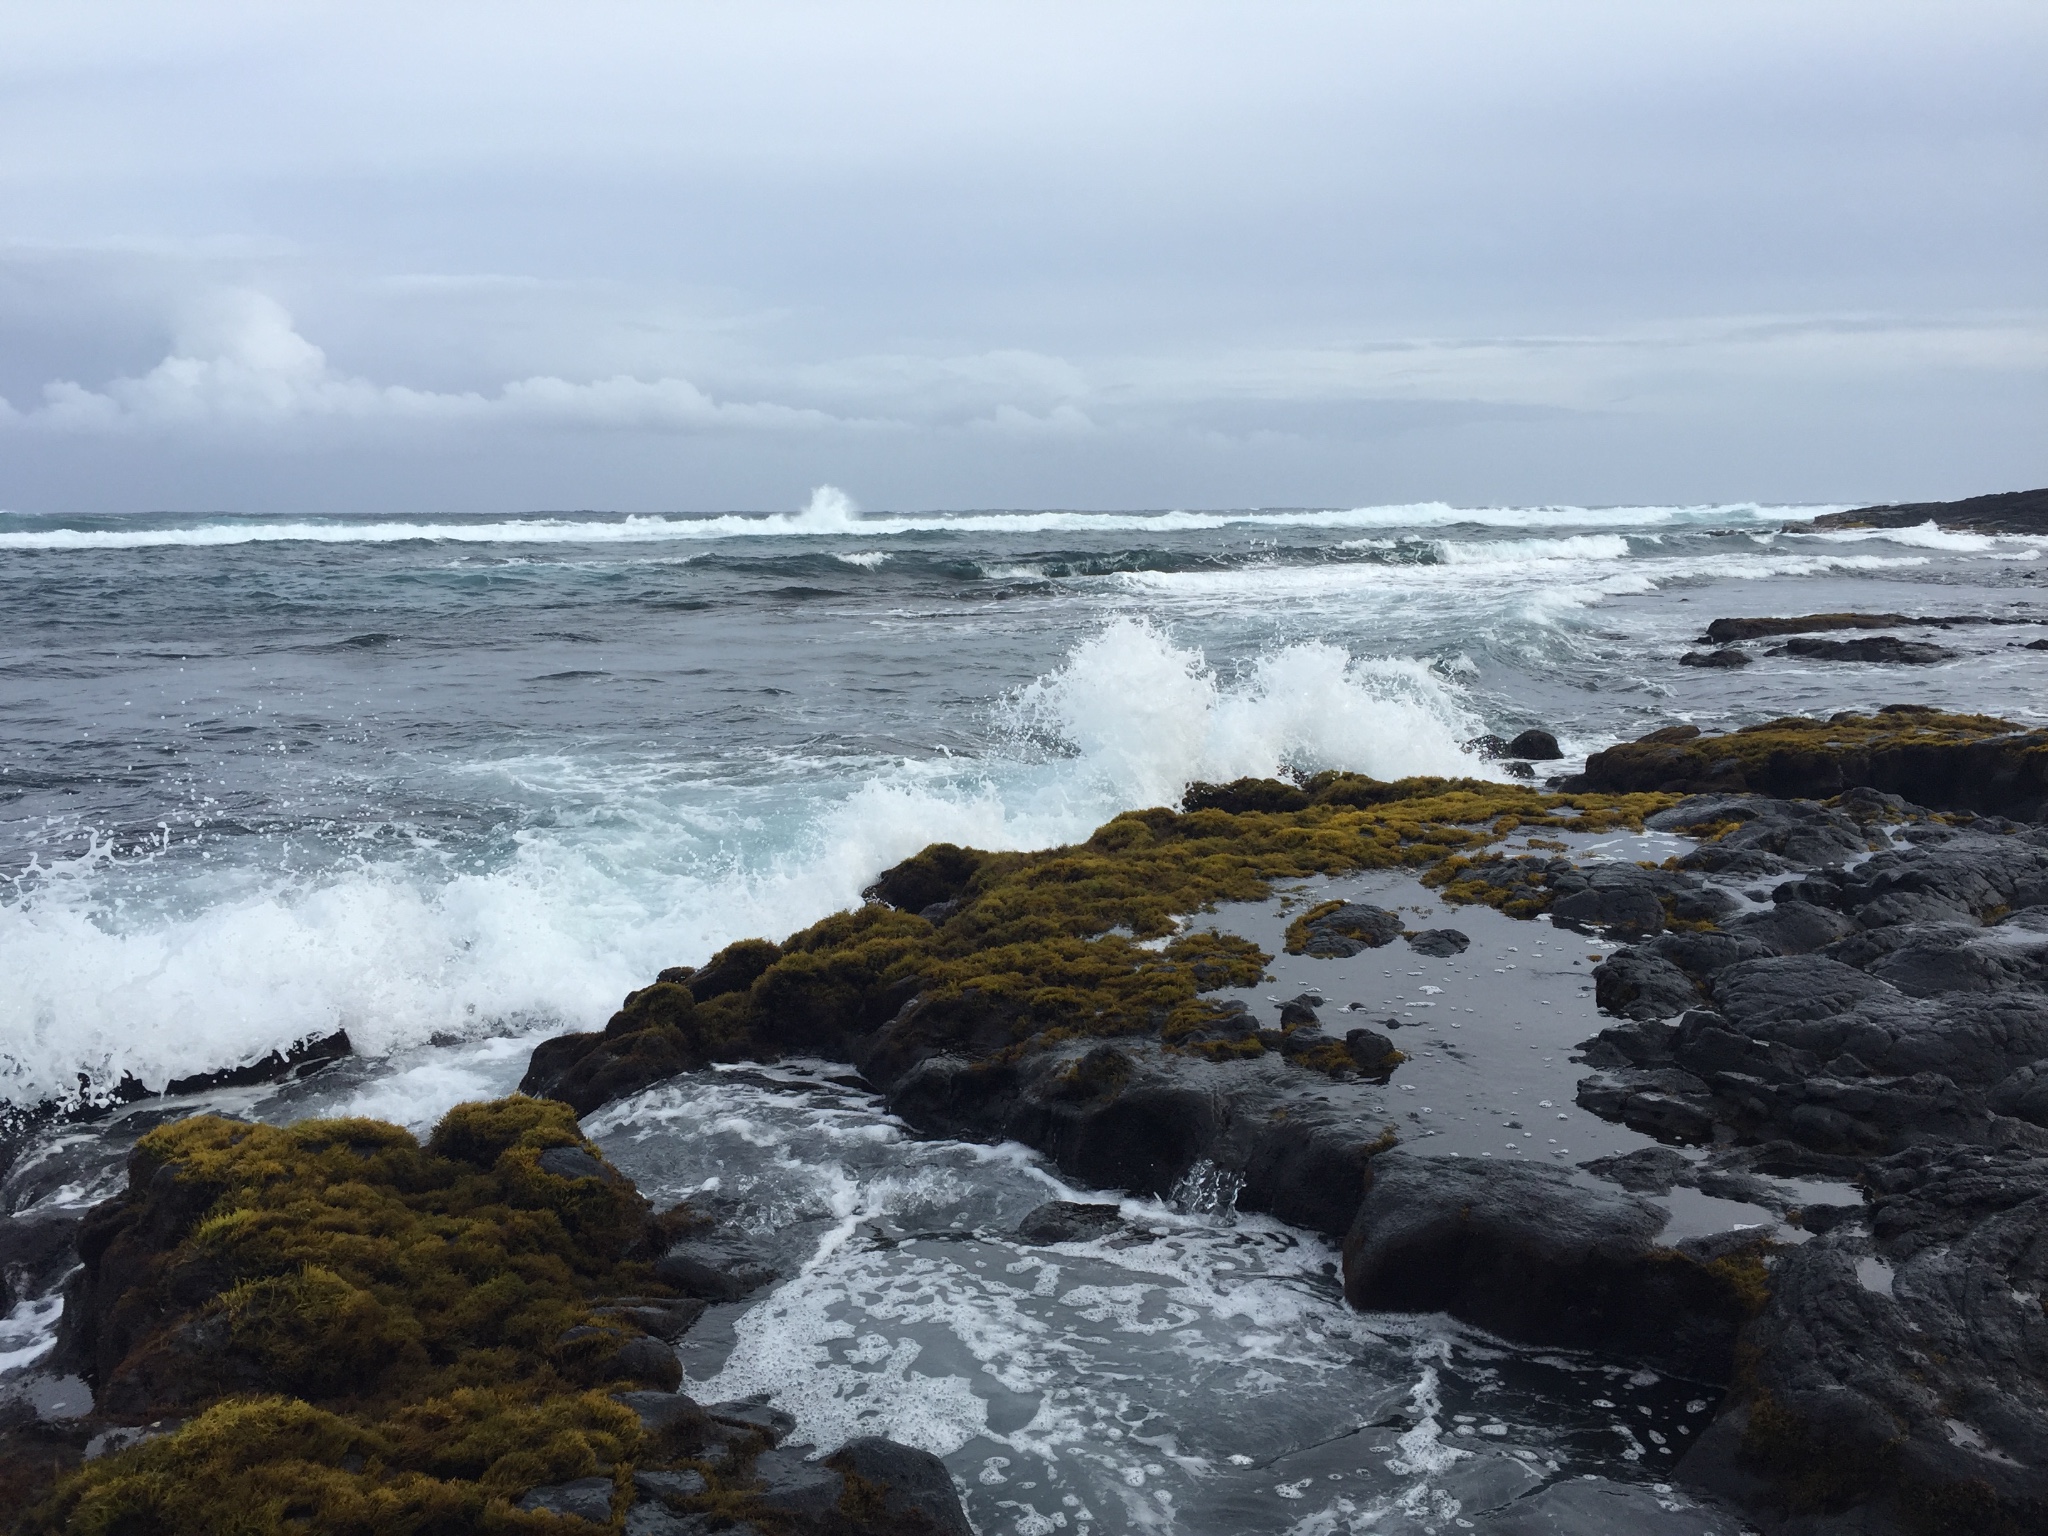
[3,490,2044,1531]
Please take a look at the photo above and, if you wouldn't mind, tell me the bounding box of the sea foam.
[0,488,1829,552]
[0,620,1483,1104]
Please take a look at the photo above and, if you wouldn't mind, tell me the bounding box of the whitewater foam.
[0,620,1484,1103]
[0,490,1832,552]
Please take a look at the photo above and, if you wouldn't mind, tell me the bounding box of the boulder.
[654,1235,778,1301]
[1342,1151,1754,1378]
[1294,902,1405,956]
[1016,1200,1125,1245]
[824,1436,975,1536]
[1506,728,1563,760]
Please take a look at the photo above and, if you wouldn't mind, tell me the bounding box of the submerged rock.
[1775,634,1956,664]
[1015,1199,1125,1245]
[1405,926,1470,956]
[1680,647,1752,668]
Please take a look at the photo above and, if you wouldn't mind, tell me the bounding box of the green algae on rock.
[15,1099,726,1536]
[521,775,1677,1113]
[1561,709,2048,819]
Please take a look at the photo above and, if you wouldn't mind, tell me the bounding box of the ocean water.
[6,488,2042,1106]
[3,489,2044,1531]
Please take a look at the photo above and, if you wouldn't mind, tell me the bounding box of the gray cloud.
[0,1,2041,511]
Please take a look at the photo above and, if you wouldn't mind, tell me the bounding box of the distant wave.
[0,486,1833,551]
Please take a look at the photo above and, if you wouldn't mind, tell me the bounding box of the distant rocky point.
[1806,485,2048,535]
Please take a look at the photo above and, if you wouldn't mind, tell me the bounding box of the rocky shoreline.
[5,706,2046,1533]
[514,709,2046,1534]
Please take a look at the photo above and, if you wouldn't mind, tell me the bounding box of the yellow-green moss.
[15,1099,695,1536]
[1573,709,2046,806]
[587,777,1678,1082]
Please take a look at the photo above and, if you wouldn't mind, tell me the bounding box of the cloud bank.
[0,1,2040,510]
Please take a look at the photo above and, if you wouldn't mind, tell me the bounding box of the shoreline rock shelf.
[513,709,2047,1535]
[7,708,2045,1533]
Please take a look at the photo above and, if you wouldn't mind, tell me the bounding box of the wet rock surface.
[1773,635,1956,665]
[22,748,2025,1532]
[1682,648,1754,668]
[1562,792,2048,1531]
[1342,1150,1756,1379]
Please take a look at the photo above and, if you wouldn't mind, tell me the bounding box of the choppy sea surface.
[3,489,2044,1531]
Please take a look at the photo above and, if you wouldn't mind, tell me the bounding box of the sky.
[0,0,2042,515]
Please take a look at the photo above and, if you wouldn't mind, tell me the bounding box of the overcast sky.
[1,0,2042,514]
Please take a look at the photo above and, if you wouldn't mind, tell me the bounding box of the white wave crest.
[1798,519,2019,553]
[0,621,1484,1104]
[1432,532,1634,564]
[1008,617,1485,804]
[0,492,1826,552]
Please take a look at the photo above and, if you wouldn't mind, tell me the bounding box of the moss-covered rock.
[523,775,1676,1118]
[1562,710,2048,818]
[18,1099,675,1534]
[13,1097,971,1536]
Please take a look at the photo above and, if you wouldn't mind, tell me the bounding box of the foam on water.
[578,1069,1730,1536]
[0,487,1830,551]
[0,620,1483,1103]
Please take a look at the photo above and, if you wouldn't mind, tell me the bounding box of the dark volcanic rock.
[1989,1059,2048,1127]
[1016,1200,1125,1245]
[1341,1151,1755,1378]
[1593,947,1704,1021]
[1808,485,2048,536]
[1708,612,1922,642]
[825,1437,974,1536]
[162,1028,353,1097]
[1723,899,1858,957]
[1295,901,1405,956]
[1653,794,1874,869]
[887,1037,1390,1236]
[1563,711,2048,818]
[1506,728,1562,760]
[1276,991,1323,1026]
[1465,734,1512,761]
[654,1233,779,1301]
[0,1212,81,1314]
[1559,792,2048,1527]
[1777,635,1955,665]
[1729,1147,2048,1530]
[1680,648,1752,668]
[1405,927,1470,957]
[706,1394,797,1445]
[518,1476,615,1520]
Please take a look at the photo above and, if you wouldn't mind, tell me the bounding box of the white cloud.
[6,289,872,435]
